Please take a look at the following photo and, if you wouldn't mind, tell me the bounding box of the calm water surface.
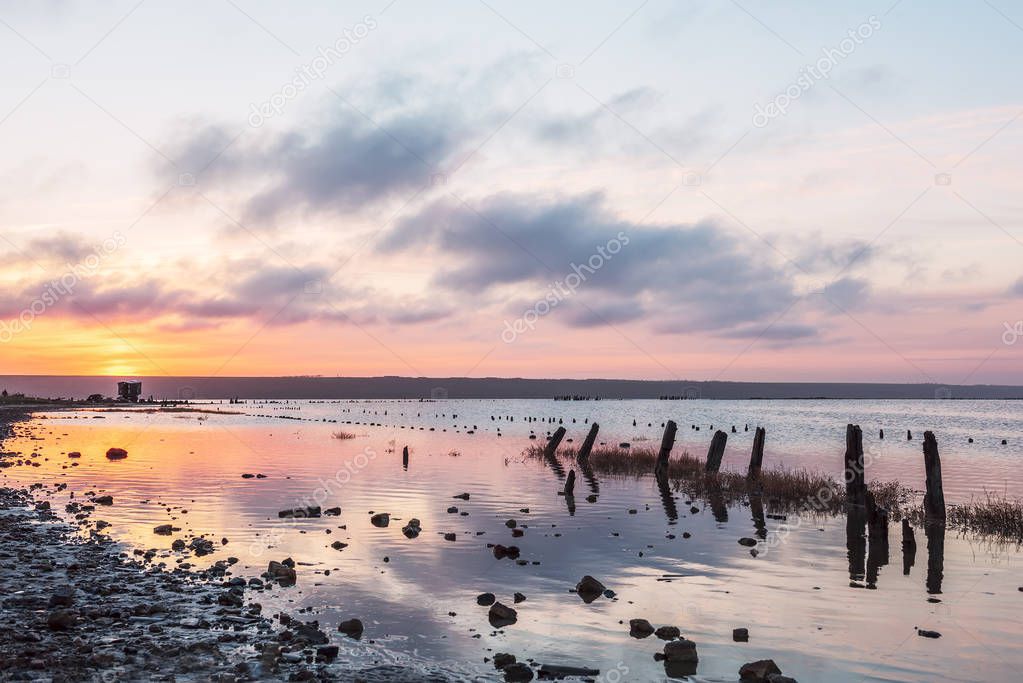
[2,399,1021,682]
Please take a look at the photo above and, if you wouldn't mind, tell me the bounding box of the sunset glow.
[1,1,1021,383]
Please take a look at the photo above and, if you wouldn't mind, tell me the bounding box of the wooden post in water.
[866,490,890,588]
[901,519,917,575]
[747,427,766,479]
[846,503,867,585]
[577,422,600,462]
[402,446,409,470]
[704,430,728,473]
[563,469,576,496]
[544,426,567,459]
[925,520,945,594]
[922,431,946,521]
[844,424,866,505]
[654,420,677,476]
[865,491,888,541]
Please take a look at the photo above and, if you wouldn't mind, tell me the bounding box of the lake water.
[2,399,1021,682]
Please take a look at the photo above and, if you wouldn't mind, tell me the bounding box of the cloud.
[720,322,818,341]
[533,87,661,147]
[1,231,102,267]
[822,277,871,311]
[531,88,717,161]
[169,110,462,225]
[0,256,452,331]
[1011,277,1023,297]
[380,192,805,337]
[558,299,647,328]
[791,236,878,274]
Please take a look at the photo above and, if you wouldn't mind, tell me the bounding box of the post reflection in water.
[750,493,767,540]
[544,450,566,480]
[708,480,728,523]
[925,521,945,595]
[563,490,576,516]
[656,471,678,523]
[901,519,917,575]
[865,523,889,589]
[865,492,889,589]
[578,458,600,496]
[846,503,867,587]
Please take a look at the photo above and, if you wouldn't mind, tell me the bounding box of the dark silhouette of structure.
[117,380,142,403]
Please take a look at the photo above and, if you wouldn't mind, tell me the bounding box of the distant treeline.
[2,375,1022,401]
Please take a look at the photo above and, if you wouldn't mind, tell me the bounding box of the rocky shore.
[0,410,447,683]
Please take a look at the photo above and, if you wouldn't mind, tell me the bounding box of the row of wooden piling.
[542,418,948,522]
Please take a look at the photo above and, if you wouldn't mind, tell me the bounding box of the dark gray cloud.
[65,278,184,318]
[720,322,818,341]
[559,300,646,328]
[1,232,100,267]
[0,258,451,329]
[822,277,871,311]
[169,110,461,225]
[380,192,803,337]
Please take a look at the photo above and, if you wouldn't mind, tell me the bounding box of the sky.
[0,0,1022,383]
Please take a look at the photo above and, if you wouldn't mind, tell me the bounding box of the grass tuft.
[945,493,1023,539]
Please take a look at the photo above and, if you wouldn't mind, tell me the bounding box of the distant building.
[117,380,142,403]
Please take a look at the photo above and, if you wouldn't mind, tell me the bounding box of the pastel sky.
[1,0,1022,383]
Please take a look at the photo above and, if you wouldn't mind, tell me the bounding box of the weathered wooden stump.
[865,491,890,587]
[844,424,866,505]
[901,519,917,575]
[563,469,576,496]
[747,427,766,479]
[925,521,945,594]
[544,426,567,459]
[846,503,867,585]
[865,491,889,541]
[655,420,677,476]
[704,430,728,473]
[577,422,599,462]
[922,431,945,521]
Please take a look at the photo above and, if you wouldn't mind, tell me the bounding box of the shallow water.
[2,399,1021,682]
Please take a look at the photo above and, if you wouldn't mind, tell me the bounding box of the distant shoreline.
[2,375,1022,401]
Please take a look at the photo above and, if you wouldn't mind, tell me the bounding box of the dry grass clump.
[946,494,1023,539]
[331,431,357,440]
